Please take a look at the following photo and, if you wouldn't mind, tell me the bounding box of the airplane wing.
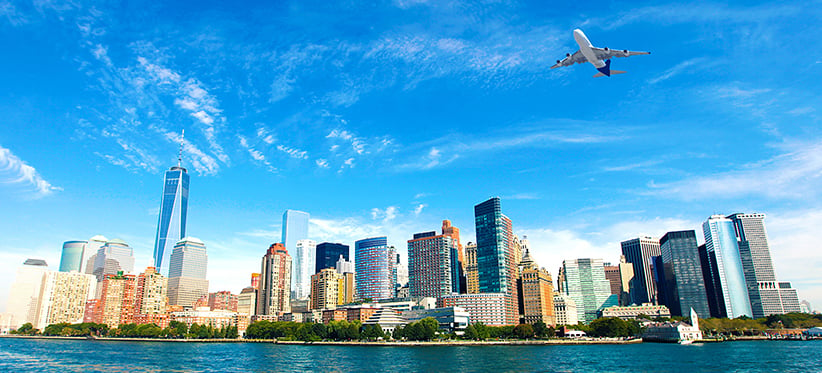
[592,47,650,60]
[550,50,586,69]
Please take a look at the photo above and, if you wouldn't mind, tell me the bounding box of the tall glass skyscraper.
[153,165,189,276]
[620,236,661,305]
[355,237,396,301]
[293,239,316,300]
[282,210,309,296]
[703,215,752,318]
[561,258,613,323]
[59,241,86,272]
[474,197,518,325]
[658,230,710,317]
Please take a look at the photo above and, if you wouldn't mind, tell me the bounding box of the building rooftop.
[89,235,109,242]
[23,258,48,266]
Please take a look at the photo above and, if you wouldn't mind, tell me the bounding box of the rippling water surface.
[0,338,818,372]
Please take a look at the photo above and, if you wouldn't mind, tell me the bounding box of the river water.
[0,338,818,372]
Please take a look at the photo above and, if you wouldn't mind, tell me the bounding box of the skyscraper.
[282,210,309,250]
[603,262,622,296]
[153,161,190,277]
[354,237,396,301]
[659,230,711,317]
[33,270,97,330]
[727,213,795,318]
[310,268,343,310]
[407,231,460,298]
[465,242,479,294]
[258,243,292,315]
[82,235,108,275]
[315,242,349,273]
[59,241,86,273]
[97,272,137,327]
[293,239,316,299]
[133,267,168,327]
[561,258,613,323]
[703,215,752,318]
[474,197,518,325]
[620,236,661,305]
[5,259,49,329]
[167,237,209,307]
[442,219,466,291]
[92,239,135,295]
[518,249,555,325]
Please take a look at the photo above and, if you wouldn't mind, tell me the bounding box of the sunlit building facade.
[153,165,189,277]
[355,237,396,301]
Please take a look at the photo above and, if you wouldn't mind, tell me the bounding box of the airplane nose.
[573,29,583,36]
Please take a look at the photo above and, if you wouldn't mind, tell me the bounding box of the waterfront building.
[553,292,579,326]
[316,242,349,273]
[404,306,470,333]
[293,239,316,300]
[152,159,190,277]
[322,309,348,323]
[59,241,86,273]
[237,287,257,315]
[617,256,634,306]
[437,293,512,326]
[346,306,380,322]
[561,258,612,323]
[442,220,466,292]
[407,230,460,298]
[727,213,800,317]
[703,215,752,318]
[33,270,97,329]
[778,282,801,313]
[465,242,479,294]
[310,268,343,310]
[363,307,407,335]
[598,304,671,320]
[82,235,109,275]
[257,243,292,315]
[199,291,239,311]
[642,308,703,343]
[251,273,260,289]
[354,237,396,301]
[98,272,137,327]
[91,239,135,291]
[5,259,49,329]
[517,249,555,325]
[603,262,622,296]
[474,197,518,325]
[167,237,209,307]
[133,267,168,326]
[659,230,711,317]
[620,236,661,305]
[395,253,409,289]
[170,307,237,329]
[282,210,309,253]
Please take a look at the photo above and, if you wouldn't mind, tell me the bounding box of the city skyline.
[1,0,822,313]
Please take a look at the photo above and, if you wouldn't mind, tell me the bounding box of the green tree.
[532,321,548,338]
[15,322,37,335]
[513,323,534,339]
[589,317,631,338]
[463,324,478,340]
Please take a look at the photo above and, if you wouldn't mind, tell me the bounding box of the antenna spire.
[178,129,184,167]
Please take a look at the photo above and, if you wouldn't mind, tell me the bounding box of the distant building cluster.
[0,158,811,336]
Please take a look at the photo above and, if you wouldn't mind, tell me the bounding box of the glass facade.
[316,242,350,273]
[153,166,189,276]
[659,230,711,317]
[703,216,752,318]
[355,237,396,300]
[408,231,460,298]
[59,241,86,272]
[282,210,309,296]
[620,237,661,305]
[728,213,784,318]
[293,239,316,299]
[474,198,515,294]
[561,258,612,323]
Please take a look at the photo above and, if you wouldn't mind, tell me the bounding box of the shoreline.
[0,334,644,345]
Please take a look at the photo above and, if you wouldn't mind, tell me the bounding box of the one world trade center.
[153,135,190,276]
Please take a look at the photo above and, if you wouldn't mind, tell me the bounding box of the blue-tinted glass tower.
[282,210,309,251]
[703,215,752,318]
[355,237,396,300]
[153,165,189,276]
[659,230,711,317]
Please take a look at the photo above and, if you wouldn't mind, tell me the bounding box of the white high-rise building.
[5,259,49,330]
[33,271,96,329]
[703,215,753,318]
[293,239,316,300]
[167,237,209,307]
[83,235,108,274]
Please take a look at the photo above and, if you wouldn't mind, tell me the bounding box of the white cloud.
[277,144,309,160]
[648,58,707,85]
[163,131,220,175]
[315,159,329,168]
[501,193,540,200]
[647,139,822,200]
[0,145,62,198]
[414,204,426,215]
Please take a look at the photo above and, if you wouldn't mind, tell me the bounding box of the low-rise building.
[170,307,237,329]
[363,308,407,335]
[598,303,671,320]
[437,293,511,326]
[643,308,702,343]
[322,309,347,324]
[403,306,469,333]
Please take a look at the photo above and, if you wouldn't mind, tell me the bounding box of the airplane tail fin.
[593,70,627,78]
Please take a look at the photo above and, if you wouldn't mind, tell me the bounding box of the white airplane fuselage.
[573,29,605,68]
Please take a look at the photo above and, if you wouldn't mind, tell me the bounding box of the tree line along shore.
[6,312,822,343]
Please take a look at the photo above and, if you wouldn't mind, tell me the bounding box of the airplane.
[551,29,650,77]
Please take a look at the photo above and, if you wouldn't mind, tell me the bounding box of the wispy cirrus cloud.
[0,145,62,198]
[646,140,822,200]
[589,2,802,31]
[648,57,709,84]
[277,144,309,160]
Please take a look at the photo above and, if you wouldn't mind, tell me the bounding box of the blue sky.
[1,0,821,312]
